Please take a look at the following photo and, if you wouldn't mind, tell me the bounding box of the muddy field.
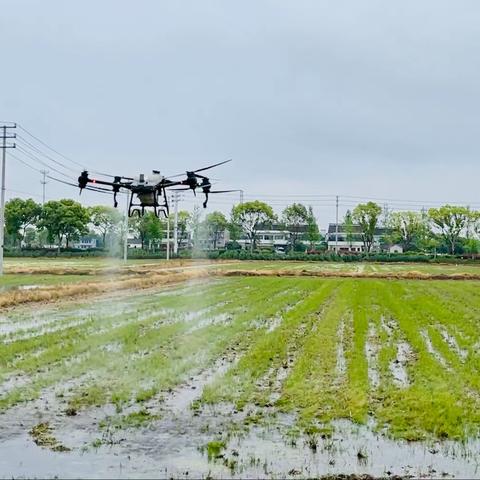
[1,260,480,478]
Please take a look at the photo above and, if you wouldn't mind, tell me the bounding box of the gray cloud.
[2,0,480,225]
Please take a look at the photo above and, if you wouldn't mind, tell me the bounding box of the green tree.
[177,210,191,245]
[205,211,228,249]
[227,215,243,245]
[306,206,320,249]
[344,209,355,250]
[39,199,90,250]
[5,198,42,248]
[464,238,480,256]
[387,211,428,251]
[89,205,123,248]
[130,212,163,250]
[231,200,275,251]
[282,203,309,249]
[352,202,382,253]
[428,205,471,254]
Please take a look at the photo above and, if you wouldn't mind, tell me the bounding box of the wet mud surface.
[2,276,480,478]
[2,356,480,479]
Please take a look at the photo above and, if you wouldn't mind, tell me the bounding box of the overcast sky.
[2,0,480,226]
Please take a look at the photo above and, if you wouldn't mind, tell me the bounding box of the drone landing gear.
[127,189,170,218]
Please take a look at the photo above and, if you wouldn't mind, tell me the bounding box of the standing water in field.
[3,276,480,478]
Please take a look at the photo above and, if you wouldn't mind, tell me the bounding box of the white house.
[326,223,403,254]
[72,237,98,250]
[236,224,311,252]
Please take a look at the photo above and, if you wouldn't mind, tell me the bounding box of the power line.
[17,124,87,170]
[9,152,43,173]
[17,124,118,178]
[15,145,76,180]
[16,134,78,173]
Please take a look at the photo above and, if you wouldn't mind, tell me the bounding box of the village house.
[326,223,403,254]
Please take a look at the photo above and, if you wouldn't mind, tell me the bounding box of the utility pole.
[166,211,170,260]
[123,192,128,263]
[335,195,339,254]
[0,123,16,276]
[173,191,179,256]
[40,170,49,205]
[383,202,390,227]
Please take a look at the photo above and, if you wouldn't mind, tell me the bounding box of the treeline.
[4,197,480,257]
[4,198,174,252]
[346,201,480,255]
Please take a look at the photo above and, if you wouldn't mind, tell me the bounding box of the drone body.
[78,160,233,218]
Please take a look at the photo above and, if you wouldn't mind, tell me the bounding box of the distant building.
[326,223,384,253]
[195,228,230,250]
[237,223,310,252]
[72,237,98,250]
[387,244,404,254]
[326,223,404,254]
[127,238,143,249]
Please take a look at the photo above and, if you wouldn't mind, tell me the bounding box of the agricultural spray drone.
[77,159,234,218]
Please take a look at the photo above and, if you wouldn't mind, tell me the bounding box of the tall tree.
[352,202,382,253]
[282,203,309,249]
[39,199,90,250]
[205,211,228,249]
[428,205,471,254]
[177,210,191,245]
[387,211,428,251]
[231,200,275,251]
[227,214,243,244]
[130,212,163,250]
[89,205,123,248]
[5,198,42,248]
[344,209,355,250]
[306,206,320,249]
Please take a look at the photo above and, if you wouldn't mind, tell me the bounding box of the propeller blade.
[48,175,115,195]
[209,190,239,194]
[193,158,232,173]
[166,159,232,178]
[169,182,214,190]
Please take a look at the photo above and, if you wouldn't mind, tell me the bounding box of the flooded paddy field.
[1,266,480,478]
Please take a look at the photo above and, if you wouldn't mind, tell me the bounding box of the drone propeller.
[170,182,213,192]
[193,159,231,173]
[209,190,239,194]
[167,159,232,179]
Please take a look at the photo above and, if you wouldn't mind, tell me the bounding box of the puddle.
[216,418,480,479]
[18,285,41,291]
[365,324,380,389]
[0,373,32,397]
[335,319,347,380]
[380,316,396,337]
[269,365,290,404]
[438,326,468,361]
[390,341,413,388]
[186,313,233,334]
[421,330,449,369]
[162,355,238,415]
[3,409,479,479]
